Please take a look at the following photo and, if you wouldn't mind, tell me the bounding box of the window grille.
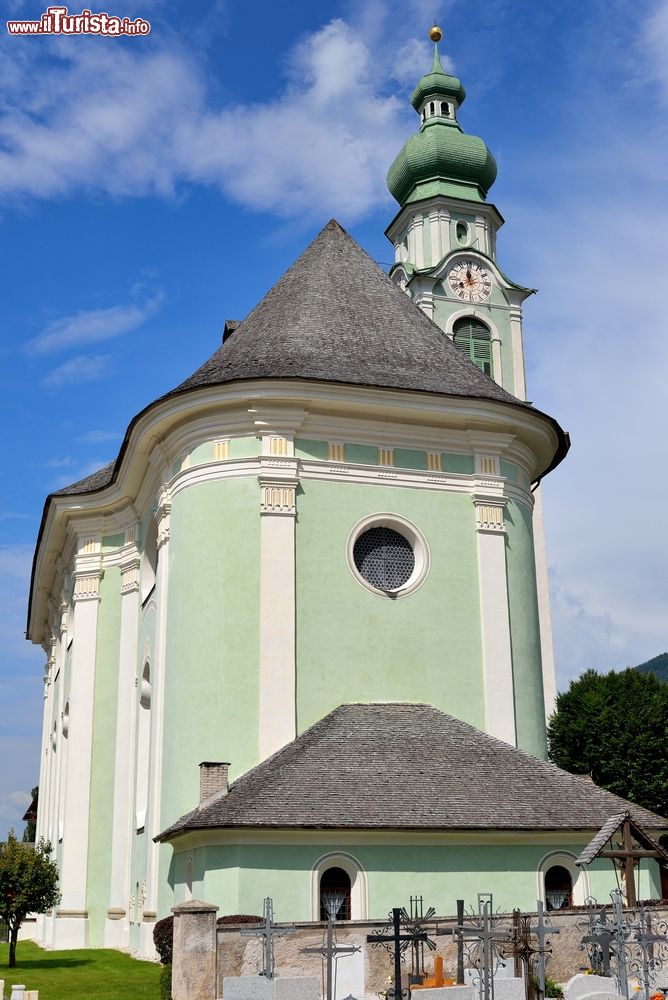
[453,317,493,377]
[319,867,352,921]
[353,526,415,590]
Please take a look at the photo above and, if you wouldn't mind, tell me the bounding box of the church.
[27,29,666,957]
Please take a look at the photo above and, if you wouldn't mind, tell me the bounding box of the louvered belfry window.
[453,317,493,377]
[353,526,415,590]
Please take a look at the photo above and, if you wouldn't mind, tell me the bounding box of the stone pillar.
[171,900,218,1000]
[54,537,102,948]
[509,307,527,401]
[105,532,141,948]
[473,492,517,747]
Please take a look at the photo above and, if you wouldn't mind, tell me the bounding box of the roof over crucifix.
[575,810,668,867]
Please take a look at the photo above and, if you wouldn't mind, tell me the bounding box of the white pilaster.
[258,474,297,760]
[509,307,527,400]
[491,336,503,388]
[143,490,171,954]
[428,209,440,266]
[532,487,557,719]
[473,492,517,747]
[54,539,101,949]
[475,216,487,255]
[105,536,141,949]
[413,215,425,269]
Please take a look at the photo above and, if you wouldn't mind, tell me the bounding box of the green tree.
[0,833,60,967]
[547,668,668,818]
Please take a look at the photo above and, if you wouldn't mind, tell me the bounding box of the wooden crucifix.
[367,907,429,999]
[301,913,360,1000]
[582,814,668,908]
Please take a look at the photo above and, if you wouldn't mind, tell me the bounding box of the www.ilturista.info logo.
[7,6,151,34]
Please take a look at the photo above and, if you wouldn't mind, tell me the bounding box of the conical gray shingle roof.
[157,704,667,840]
[175,219,522,403]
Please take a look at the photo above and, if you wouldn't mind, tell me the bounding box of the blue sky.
[1,0,667,837]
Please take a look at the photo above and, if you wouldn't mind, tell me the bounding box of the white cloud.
[641,0,668,101]
[43,353,113,388]
[76,429,121,444]
[0,20,412,222]
[28,292,163,355]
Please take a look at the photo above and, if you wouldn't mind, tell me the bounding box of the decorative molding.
[213,440,230,461]
[73,573,101,602]
[120,558,141,595]
[268,435,290,457]
[379,447,394,467]
[328,442,345,463]
[155,487,171,549]
[473,498,506,533]
[427,452,441,472]
[378,471,398,479]
[260,481,297,515]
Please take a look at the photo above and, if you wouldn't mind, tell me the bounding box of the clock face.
[448,260,492,302]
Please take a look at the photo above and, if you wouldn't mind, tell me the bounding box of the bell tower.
[385,26,557,716]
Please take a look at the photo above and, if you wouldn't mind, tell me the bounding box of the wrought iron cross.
[579,900,615,977]
[447,895,514,1000]
[240,896,295,980]
[367,907,429,999]
[301,913,360,1000]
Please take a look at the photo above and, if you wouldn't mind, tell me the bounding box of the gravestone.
[24,993,38,1000]
[564,975,622,1000]
[411,989,474,999]
[222,975,319,999]
[9,988,24,1000]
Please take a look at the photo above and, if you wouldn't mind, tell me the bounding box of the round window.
[353,527,415,591]
[347,515,430,598]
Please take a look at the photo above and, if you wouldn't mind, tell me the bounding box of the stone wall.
[216,906,668,996]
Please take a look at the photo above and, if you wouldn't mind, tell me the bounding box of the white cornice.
[28,378,561,643]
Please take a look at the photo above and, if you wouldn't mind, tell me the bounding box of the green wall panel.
[344,444,378,465]
[229,436,261,459]
[394,448,427,471]
[295,438,329,461]
[160,478,261,836]
[295,480,484,732]
[505,500,546,758]
[442,453,474,475]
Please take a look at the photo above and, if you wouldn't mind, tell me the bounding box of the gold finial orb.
[429,24,443,42]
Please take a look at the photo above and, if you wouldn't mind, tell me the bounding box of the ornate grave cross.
[610,889,633,1000]
[508,905,559,1000]
[531,900,560,1000]
[367,907,430,999]
[240,896,295,980]
[444,894,514,1000]
[578,899,615,977]
[626,901,668,1000]
[301,912,360,1000]
[406,895,437,984]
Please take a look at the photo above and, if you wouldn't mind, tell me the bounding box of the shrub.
[217,913,263,926]
[153,915,174,965]
[159,964,172,1000]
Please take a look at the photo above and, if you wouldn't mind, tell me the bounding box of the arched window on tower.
[429,101,435,116]
[319,866,352,921]
[441,101,450,117]
[453,317,493,377]
[544,865,573,910]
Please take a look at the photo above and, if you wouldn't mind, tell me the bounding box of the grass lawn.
[0,941,161,1000]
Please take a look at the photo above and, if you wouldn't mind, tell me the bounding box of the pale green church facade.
[27,37,665,957]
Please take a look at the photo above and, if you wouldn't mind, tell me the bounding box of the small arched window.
[453,317,493,377]
[441,101,450,117]
[319,866,352,921]
[545,865,573,910]
[429,101,435,116]
[421,108,426,123]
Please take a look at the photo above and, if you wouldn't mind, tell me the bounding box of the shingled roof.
[156,704,667,841]
[50,220,567,500]
[173,219,523,404]
[575,811,668,867]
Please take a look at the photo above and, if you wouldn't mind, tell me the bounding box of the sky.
[0,0,667,838]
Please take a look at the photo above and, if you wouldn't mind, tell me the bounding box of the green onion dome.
[388,41,497,206]
[387,120,497,205]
